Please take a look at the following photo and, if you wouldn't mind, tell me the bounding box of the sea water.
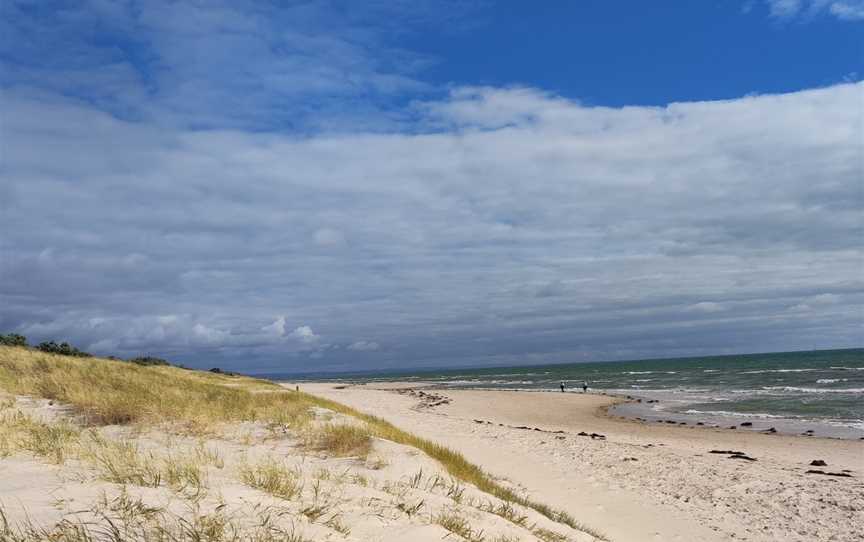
[274,348,864,439]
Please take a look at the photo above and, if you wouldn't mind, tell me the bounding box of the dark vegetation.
[36,341,93,357]
[0,333,179,369]
[0,334,27,347]
[128,356,170,366]
[209,367,240,376]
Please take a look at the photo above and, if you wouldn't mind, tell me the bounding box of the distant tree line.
[0,333,27,347]
[0,333,241,375]
[126,356,170,366]
[33,340,92,357]
[0,333,171,367]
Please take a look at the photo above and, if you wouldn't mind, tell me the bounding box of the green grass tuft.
[240,459,303,500]
[434,508,486,542]
[306,423,372,458]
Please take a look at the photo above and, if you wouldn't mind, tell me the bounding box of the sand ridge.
[0,390,602,542]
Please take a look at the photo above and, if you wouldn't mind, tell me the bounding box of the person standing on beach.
[582,381,588,393]
[560,381,565,392]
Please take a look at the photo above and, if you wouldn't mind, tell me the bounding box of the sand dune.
[0,347,604,541]
[0,391,602,542]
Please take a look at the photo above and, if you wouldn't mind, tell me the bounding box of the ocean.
[272,348,864,439]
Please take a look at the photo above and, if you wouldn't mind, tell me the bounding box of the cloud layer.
[2,80,861,371]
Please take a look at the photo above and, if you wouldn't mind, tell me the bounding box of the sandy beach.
[296,382,864,542]
[1,344,861,542]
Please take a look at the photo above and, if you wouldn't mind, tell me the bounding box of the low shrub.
[36,341,92,357]
[128,356,170,366]
[0,334,27,347]
[209,367,239,376]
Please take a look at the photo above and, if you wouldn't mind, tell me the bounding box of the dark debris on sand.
[395,388,452,409]
[709,449,757,461]
[806,470,853,478]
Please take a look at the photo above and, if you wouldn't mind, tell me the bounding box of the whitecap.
[683,409,787,419]
[761,386,864,394]
[740,368,822,374]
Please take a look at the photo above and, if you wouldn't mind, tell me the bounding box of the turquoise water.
[274,348,864,435]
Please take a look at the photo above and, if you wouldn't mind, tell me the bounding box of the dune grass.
[480,499,529,527]
[434,508,487,542]
[240,458,303,500]
[0,410,209,496]
[83,433,164,488]
[0,491,313,542]
[0,345,606,540]
[304,422,372,458]
[0,410,80,464]
[0,346,307,431]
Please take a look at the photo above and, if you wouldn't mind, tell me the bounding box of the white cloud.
[805,293,841,306]
[37,248,55,266]
[686,302,725,314]
[788,294,843,313]
[262,316,287,337]
[348,340,380,351]
[192,323,228,345]
[767,0,804,18]
[764,0,864,20]
[18,314,234,353]
[829,1,864,19]
[288,325,320,344]
[314,228,346,247]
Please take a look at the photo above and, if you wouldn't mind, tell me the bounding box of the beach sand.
[297,382,864,542]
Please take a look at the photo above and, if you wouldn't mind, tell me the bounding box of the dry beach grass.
[0,345,605,541]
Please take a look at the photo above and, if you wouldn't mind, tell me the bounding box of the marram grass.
[0,345,309,430]
[0,345,607,540]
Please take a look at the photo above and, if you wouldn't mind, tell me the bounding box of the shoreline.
[290,381,864,542]
[335,380,864,440]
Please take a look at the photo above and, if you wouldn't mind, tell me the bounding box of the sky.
[1,0,862,373]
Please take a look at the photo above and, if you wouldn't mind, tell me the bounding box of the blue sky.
[409,2,861,106]
[1,1,862,373]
